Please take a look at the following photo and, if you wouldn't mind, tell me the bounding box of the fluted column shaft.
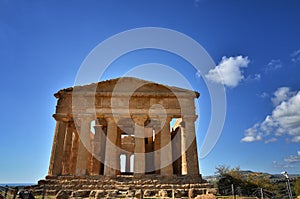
[62,122,74,175]
[76,118,91,176]
[154,126,161,174]
[92,124,105,175]
[116,128,122,175]
[180,122,187,175]
[183,116,199,176]
[160,117,173,176]
[133,115,147,175]
[104,117,118,176]
[48,121,67,176]
[125,153,131,173]
[70,129,79,175]
[145,127,154,173]
[171,127,182,175]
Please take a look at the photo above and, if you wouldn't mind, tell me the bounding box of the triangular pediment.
[55,77,199,98]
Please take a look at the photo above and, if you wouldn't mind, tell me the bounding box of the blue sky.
[1,0,300,183]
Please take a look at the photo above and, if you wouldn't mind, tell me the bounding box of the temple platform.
[29,175,215,198]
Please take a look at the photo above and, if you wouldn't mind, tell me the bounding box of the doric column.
[160,117,173,176]
[62,121,74,175]
[125,153,131,173]
[145,127,154,173]
[154,126,161,174]
[76,118,92,176]
[171,127,182,175]
[104,116,118,177]
[183,115,199,176]
[132,115,147,176]
[180,122,187,175]
[69,129,79,175]
[48,120,67,176]
[92,124,105,175]
[116,128,122,175]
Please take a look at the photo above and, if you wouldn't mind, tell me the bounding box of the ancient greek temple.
[48,77,201,179]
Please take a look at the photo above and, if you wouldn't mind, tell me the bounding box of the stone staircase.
[28,175,215,198]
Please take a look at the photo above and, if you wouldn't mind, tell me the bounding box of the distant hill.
[203,170,300,183]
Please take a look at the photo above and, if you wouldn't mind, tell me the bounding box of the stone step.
[32,176,213,198]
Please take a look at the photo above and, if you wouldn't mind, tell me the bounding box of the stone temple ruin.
[33,77,214,198]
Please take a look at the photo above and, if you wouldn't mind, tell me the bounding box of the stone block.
[96,190,106,198]
[56,190,72,199]
[188,188,195,198]
[126,190,135,197]
[106,189,118,197]
[135,189,143,198]
[158,190,168,197]
[143,189,155,197]
[71,190,90,198]
[195,193,216,199]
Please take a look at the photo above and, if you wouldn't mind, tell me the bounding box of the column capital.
[96,118,107,126]
[163,116,172,123]
[153,116,171,124]
[132,114,148,125]
[68,120,75,128]
[104,115,119,124]
[94,124,103,131]
[158,116,172,129]
[53,114,71,122]
[73,116,94,127]
[94,124,104,129]
[182,115,198,122]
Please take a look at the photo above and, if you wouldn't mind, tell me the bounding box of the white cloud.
[245,73,261,82]
[273,161,294,168]
[265,59,282,71]
[241,135,261,142]
[271,87,295,106]
[273,151,300,169]
[264,137,277,144]
[253,74,261,80]
[259,92,269,99]
[291,49,300,63]
[205,56,250,88]
[292,136,300,142]
[241,124,263,142]
[284,151,300,163]
[241,88,300,143]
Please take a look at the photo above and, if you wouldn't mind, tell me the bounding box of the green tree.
[215,165,230,177]
[215,166,283,198]
[294,177,300,196]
